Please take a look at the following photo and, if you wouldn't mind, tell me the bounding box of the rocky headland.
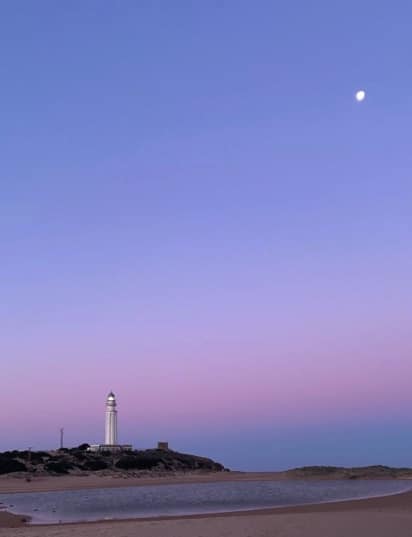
[0,446,226,478]
[1,447,412,481]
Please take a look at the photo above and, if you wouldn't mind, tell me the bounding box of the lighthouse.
[88,392,132,452]
[105,391,118,445]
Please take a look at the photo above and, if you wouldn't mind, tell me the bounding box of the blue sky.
[1,1,411,470]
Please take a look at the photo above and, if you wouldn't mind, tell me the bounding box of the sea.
[0,479,411,524]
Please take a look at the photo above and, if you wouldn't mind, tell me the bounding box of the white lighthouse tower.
[105,391,118,445]
[88,392,132,452]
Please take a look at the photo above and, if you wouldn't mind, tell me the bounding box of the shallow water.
[0,479,411,524]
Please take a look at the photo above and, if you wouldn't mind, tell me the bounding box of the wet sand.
[1,475,412,536]
[0,471,286,495]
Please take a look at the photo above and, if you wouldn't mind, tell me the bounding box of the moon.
[355,90,366,102]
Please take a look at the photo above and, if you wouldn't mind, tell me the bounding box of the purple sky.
[1,1,411,470]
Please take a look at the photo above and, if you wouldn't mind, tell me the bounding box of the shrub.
[0,458,27,475]
[72,451,87,461]
[298,466,340,475]
[82,459,109,471]
[2,451,20,458]
[24,451,49,464]
[115,454,159,470]
[45,461,73,474]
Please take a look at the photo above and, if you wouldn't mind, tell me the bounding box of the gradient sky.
[1,1,411,471]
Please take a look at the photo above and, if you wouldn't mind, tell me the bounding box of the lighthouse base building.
[88,392,132,453]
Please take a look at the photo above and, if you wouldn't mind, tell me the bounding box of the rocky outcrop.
[0,447,226,476]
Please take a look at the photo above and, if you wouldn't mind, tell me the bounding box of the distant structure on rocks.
[88,392,132,452]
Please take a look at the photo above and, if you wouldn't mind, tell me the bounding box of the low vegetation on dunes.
[0,446,225,476]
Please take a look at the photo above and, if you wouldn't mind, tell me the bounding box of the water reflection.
[0,479,410,524]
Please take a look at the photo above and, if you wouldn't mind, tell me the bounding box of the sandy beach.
[1,474,412,536]
[0,471,287,494]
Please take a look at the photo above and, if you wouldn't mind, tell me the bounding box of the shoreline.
[1,475,412,530]
[3,491,412,537]
[0,471,288,495]
[1,469,410,495]
[23,489,412,527]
